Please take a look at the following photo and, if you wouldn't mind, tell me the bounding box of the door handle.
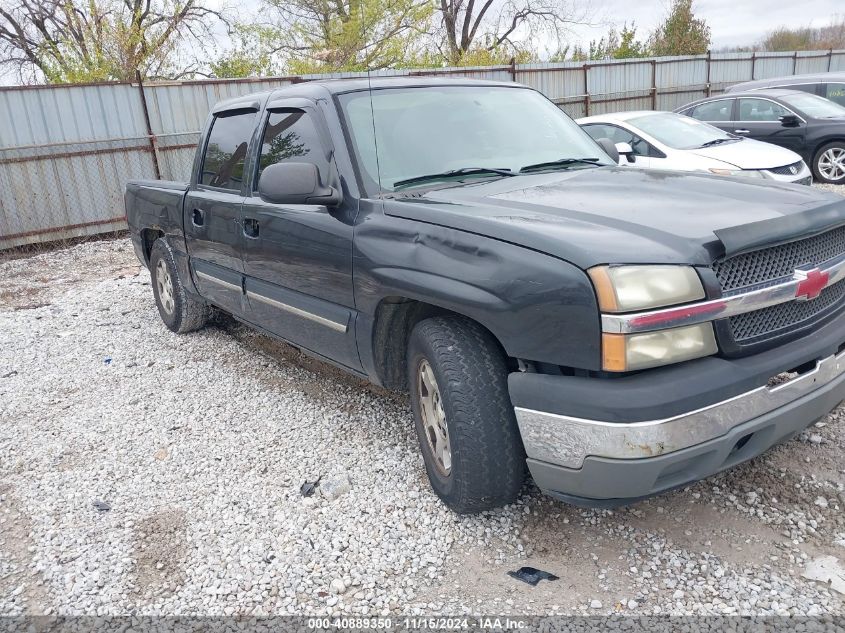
[191,208,205,226]
[733,129,751,134]
[243,218,260,238]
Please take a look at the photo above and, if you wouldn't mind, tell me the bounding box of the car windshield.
[628,112,735,149]
[339,86,612,192]
[780,92,845,118]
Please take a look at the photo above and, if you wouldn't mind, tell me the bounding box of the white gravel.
[0,182,844,618]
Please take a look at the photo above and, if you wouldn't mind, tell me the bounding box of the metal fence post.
[705,50,712,96]
[751,52,756,80]
[509,57,516,82]
[135,70,161,180]
[830,49,834,72]
[583,64,590,116]
[651,60,657,109]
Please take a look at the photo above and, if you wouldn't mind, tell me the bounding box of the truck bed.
[125,179,189,252]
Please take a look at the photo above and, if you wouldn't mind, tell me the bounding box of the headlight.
[602,324,718,372]
[708,168,767,179]
[588,265,705,312]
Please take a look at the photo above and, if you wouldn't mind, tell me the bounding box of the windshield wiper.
[393,167,515,189]
[519,157,601,173]
[699,137,740,148]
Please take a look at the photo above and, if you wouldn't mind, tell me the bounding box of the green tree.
[615,23,648,58]
[211,26,277,78]
[256,0,434,73]
[566,22,647,61]
[0,0,225,83]
[648,0,710,57]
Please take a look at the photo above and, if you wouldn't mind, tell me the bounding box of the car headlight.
[708,168,767,179]
[602,324,718,372]
[588,265,716,371]
[588,265,705,312]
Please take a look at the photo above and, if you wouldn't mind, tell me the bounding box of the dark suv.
[725,71,845,106]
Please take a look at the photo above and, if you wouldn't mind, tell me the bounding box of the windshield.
[628,112,735,149]
[780,92,845,118]
[339,86,612,192]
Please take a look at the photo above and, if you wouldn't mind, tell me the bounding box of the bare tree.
[437,0,592,64]
[0,0,226,83]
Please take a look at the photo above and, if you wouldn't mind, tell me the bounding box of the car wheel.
[407,316,525,513]
[149,238,210,334]
[813,142,845,184]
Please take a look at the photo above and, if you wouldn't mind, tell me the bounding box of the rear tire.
[149,238,210,334]
[407,316,525,513]
[813,141,845,184]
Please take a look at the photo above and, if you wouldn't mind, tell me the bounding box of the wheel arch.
[139,227,164,266]
[369,296,512,391]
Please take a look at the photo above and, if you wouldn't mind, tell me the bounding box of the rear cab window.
[200,111,256,190]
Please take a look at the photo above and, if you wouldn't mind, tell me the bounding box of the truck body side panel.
[352,200,602,376]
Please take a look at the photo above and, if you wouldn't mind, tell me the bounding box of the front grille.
[712,225,845,347]
[712,225,845,292]
[765,160,803,176]
[728,278,845,343]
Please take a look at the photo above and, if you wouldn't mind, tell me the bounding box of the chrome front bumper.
[515,348,845,470]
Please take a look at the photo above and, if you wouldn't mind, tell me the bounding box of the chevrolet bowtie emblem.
[794,268,829,301]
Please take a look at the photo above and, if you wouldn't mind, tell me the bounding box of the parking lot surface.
[1,185,845,617]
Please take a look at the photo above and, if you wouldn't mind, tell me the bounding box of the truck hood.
[384,167,845,269]
[688,138,802,169]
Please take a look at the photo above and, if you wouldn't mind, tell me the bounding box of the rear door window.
[200,111,256,190]
[689,99,734,122]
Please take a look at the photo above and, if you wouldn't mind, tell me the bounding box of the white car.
[577,110,812,185]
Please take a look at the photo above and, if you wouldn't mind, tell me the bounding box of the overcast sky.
[0,0,840,84]
[576,0,841,49]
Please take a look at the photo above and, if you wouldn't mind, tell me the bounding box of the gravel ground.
[1,185,845,618]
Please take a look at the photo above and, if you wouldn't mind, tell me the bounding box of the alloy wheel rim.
[156,259,175,315]
[819,148,845,181]
[417,359,451,476]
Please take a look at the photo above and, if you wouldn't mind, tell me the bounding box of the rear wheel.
[149,238,210,333]
[407,316,525,513]
[813,141,845,184]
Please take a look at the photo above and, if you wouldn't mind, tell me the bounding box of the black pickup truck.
[125,77,845,513]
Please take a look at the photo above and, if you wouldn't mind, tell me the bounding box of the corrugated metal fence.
[2,49,844,249]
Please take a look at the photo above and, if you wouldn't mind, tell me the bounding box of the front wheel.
[407,316,525,513]
[813,142,845,184]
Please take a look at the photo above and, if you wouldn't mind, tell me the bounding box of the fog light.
[602,323,718,372]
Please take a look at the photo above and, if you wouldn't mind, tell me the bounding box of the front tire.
[149,238,210,334]
[407,316,525,513]
[813,141,845,184]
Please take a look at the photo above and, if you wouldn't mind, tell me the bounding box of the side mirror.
[596,137,619,164]
[258,162,342,206]
[779,114,800,128]
[615,142,636,163]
